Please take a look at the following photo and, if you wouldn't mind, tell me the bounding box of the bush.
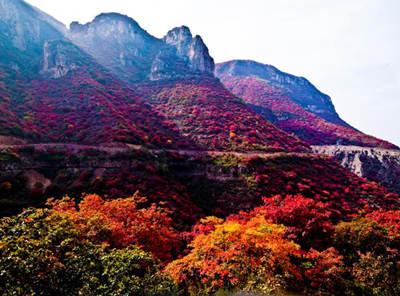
[165,215,301,295]
[0,208,178,295]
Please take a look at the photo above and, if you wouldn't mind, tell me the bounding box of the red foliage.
[302,248,345,291]
[49,193,179,261]
[366,210,400,237]
[0,65,195,149]
[136,78,309,153]
[219,76,397,149]
[230,194,334,247]
[197,153,398,219]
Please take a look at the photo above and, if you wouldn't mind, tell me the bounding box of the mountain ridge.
[216,60,398,150]
[68,13,215,82]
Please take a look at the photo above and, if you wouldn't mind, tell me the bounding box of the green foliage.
[212,154,241,168]
[334,218,400,295]
[0,208,178,296]
[95,247,179,296]
[334,218,389,260]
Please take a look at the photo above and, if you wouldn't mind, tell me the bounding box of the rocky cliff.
[68,14,214,82]
[313,145,400,194]
[0,0,66,74]
[0,144,396,219]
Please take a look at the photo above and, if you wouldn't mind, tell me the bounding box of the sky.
[28,0,400,146]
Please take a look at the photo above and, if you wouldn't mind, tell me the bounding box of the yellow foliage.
[165,215,300,294]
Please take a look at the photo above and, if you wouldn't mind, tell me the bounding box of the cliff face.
[68,15,214,82]
[41,40,80,78]
[0,0,66,74]
[313,145,400,194]
[0,0,65,51]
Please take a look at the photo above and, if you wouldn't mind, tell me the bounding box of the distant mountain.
[135,77,308,152]
[216,60,398,149]
[66,14,307,152]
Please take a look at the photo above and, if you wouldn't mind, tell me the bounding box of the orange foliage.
[230,194,334,248]
[165,215,301,294]
[366,210,400,238]
[48,193,179,261]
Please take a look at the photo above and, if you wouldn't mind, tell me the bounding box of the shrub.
[165,215,301,295]
[0,208,178,295]
[48,193,179,261]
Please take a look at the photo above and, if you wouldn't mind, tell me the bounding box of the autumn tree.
[165,215,301,295]
[0,208,178,295]
[231,194,334,248]
[48,193,179,261]
[334,218,400,295]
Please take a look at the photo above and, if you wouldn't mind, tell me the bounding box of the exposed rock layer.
[313,145,400,194]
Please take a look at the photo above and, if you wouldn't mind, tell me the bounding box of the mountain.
[0,1,196,148]
[0,0,397,214]
[0,39,195,147]
[216,60,398,149]
[67,14,308,152]
[0,3,308,152]
[1,2,399,295]
[134,77,308,152]
[0,0,65,74]
[68,15,214,82]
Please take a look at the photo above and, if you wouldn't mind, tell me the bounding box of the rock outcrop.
[41,41,78,78]
[68,14,215,81]
[313,145,400,194]
[0,0,65,52]
[156,26,214,76]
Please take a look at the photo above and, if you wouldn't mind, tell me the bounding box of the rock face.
[0,144,396,219]
[68,14,214,82]
[41,41,78,78]
[313,145,400,194]
[69,13,161,82]
[0,0,65,66]
[160,27,214,75]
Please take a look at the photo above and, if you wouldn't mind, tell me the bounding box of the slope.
[0,0,198,148]
[67,15,309,152]
[216,60,397,149]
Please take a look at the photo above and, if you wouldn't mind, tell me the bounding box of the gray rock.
[41,41,78,78]
[68,14,215,81]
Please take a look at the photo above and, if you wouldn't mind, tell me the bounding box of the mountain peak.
[216,60,340,123]
[158,27,215,76]
[163,26,192,55]
[68,14,215,81]
[216,60,398,149]
[69,12,153,40]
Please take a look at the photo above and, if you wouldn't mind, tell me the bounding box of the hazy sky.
[28,0,400,146]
